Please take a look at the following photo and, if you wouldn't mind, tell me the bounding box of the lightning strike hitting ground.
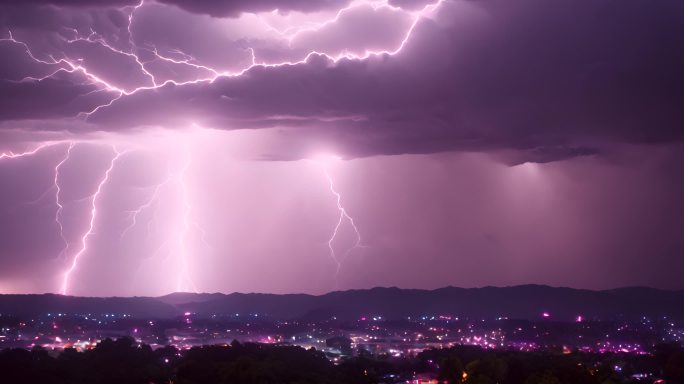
[60,147,125,295]
[120,155,205,294]
[0,0,445,294]
[2,139,211,294]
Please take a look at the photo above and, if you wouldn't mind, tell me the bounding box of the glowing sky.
[0,0,683,296]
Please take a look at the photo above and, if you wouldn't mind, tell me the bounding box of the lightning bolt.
[0,142,73,250]
[261,0,423,44]
[60,147,125,295]
[62,27,157,88]
[0,30,127,94]
[119,158,203,294]
[317,161,365,284]
[53,143,74,261]
[0,0,444,294]
[120,168,173,240]
[0,141,78,270]
[1,0,446,117]
[0,142,61,160]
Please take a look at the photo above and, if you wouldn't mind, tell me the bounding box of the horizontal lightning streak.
[0,142,61,160]
[262,0,419,43]
[1,0,445,117]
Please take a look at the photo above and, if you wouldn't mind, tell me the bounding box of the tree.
[439,354,465,383]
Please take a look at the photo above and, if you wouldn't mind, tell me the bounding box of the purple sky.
[0,0,683,296]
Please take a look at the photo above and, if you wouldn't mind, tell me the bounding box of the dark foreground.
[1,337,684,384]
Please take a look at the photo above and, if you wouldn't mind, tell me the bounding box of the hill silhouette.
[2,285,683,320]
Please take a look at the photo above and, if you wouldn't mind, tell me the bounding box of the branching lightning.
[2,139,212,294]
[261,0,423,44]
[60,147,125,295]
[118,153,206,294]
[0,0,446,294]
[1,0,445,117]
[312,157,366,284]
[0,142,73,262]
[0,142,60,160]
[120,168,174,240]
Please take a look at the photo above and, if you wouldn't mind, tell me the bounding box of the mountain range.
[1,285,683,321]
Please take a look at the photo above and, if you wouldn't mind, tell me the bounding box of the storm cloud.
[1,0,683,295]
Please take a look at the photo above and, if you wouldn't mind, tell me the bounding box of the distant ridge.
[0,294,177,318]
[1,285,683,320]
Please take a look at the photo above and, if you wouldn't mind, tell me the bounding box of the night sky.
[1,0,683,296]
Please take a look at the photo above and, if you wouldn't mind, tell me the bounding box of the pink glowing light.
[308,154,366,284]
[0,0,447,294]
[54,143,75,261]
[0,142,61,160]
[177,158,200,293]
[2,0,446,117]
[61,147,126,295]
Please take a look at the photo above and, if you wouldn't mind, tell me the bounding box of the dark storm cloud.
[0,0,137,6]
[0,0,431,17]
[0,0,682,162]
[0,2,130,33]
[0,1,137,120]
[388,0,439,10]
[155,0,352,18]
[0,75,117,121]
[87,0,684,160]
[2,0,684,296]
